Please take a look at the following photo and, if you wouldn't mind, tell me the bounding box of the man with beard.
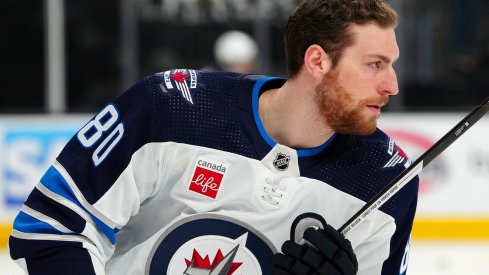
[9,0,418,275]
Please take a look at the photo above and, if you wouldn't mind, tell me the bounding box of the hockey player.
[9,0,418,274]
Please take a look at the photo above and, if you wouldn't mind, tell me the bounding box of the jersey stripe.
[13,211,65,235]
[38,165,118,244]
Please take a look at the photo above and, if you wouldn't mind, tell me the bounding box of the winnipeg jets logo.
[162,69,197,105]
[384,138,411,168]
[184,245,241,275]
[146,215,275,275]
[273,153,290,171]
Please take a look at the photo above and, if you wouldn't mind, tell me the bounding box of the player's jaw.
[316,70,389,135]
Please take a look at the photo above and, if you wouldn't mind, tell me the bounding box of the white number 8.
[77,104,125,166]
[78,105,119,147]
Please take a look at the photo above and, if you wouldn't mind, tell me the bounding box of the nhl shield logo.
[273,153,290,171]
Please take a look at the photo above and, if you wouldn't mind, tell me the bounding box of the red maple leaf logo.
[184,249,242,275]
[172,71,189,83]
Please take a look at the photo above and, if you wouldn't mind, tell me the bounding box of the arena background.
[1,0,488,274]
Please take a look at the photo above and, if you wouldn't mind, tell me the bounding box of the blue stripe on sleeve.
[41,166,83,208]
[13,211,64,234]
[40,166,118,244]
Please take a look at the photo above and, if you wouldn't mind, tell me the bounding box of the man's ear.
[303,44,332,80]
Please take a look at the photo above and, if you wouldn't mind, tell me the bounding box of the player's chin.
[349,119,378,136]
[334,121,377,136]
[329,110,379,135]
[354,126,377,135]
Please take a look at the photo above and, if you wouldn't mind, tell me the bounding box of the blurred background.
[1,0,488,274]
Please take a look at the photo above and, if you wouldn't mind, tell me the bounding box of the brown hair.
[284,0,398,77]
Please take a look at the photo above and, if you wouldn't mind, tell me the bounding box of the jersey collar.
[251,76,337,157]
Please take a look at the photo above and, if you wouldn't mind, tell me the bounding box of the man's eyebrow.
[366,54,398,64]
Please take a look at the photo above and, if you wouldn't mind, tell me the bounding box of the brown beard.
[316,70,388,135]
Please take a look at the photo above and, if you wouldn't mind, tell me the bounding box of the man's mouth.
[367,104,382,113]
[366,97,388,114]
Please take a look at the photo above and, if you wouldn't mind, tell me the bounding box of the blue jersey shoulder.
[304,128,418,220]
[144,69,261,157]
[354,128,419,218]
[145,69,245,106]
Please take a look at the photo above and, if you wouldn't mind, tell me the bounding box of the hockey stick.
[339,96,489,236]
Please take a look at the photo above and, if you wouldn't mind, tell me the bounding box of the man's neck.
[258,79,335,150]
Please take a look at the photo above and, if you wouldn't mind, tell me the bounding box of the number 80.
[77,104,125,166]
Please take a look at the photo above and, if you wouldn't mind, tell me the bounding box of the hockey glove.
[272,225,358,275]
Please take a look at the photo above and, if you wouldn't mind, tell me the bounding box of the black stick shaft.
[339,96,489,236]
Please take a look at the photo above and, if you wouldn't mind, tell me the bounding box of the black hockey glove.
[272,225,358,275]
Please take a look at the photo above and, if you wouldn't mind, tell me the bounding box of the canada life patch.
[188,158,227,199]
[161,69,198,105]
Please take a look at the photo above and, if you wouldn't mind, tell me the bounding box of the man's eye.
[371,61,382,69]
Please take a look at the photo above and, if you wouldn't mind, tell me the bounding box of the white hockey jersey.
[9,70,418,275]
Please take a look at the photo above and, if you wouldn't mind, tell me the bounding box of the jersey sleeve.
[9,77,159,274]
[381,175,419,275]
[376,139,419,275]
[352,175,418,275]
[347,133,420,275]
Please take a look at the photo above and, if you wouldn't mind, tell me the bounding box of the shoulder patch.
[159,69,198,105]
[384,137,412,169]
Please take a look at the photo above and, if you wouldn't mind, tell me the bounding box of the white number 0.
[399,235,411,274]
[77,104,125,166]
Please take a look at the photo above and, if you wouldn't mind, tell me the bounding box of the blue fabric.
[13,211,63,234]
[40,166,118,244]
